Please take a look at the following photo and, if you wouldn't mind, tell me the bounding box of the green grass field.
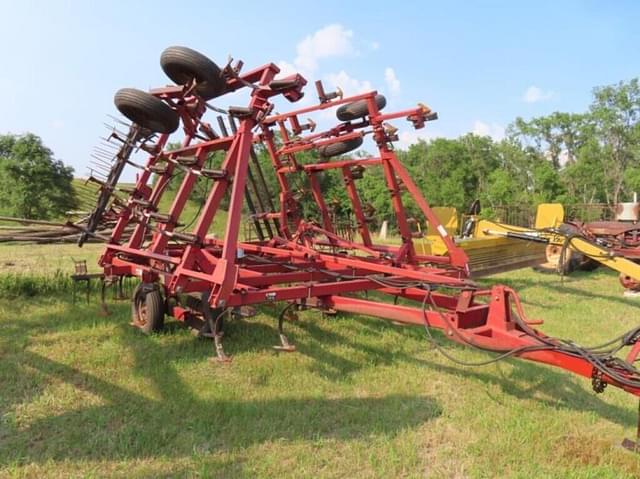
[2,243,640,477]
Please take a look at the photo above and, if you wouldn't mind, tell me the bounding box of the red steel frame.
[96,57,640,408]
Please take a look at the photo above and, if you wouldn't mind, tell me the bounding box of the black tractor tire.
[336,94,387,121]
[160,46,226,100]
[114,88,179,134]
[131,282,142,324]
[132,283,165,334]
[318,136,363,158]
[577,257,601,272]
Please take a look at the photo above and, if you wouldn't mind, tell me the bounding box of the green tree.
[590,78,640,203]
[482,169,520,206]
[506,79,640,205]
[399,137,491,214]
[530,158,564,204]
[0,133,76,219]
[510,112,590,169]
[561,138,609,203]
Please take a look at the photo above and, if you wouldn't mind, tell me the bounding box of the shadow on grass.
[345,312,638,428]
[0,349,441,464]
[2,294,639,466]
[418,355,637,427]
[482,269,640,309]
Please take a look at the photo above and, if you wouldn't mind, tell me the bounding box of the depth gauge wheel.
[114,88,179,134]
[160,46,227,100]
[132,283,165,334]
[318,136,364,158]
[336,94,387,121]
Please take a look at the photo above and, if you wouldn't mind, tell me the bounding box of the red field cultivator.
[83,46,640,449]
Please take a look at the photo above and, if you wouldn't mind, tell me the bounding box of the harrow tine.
[95,140,117,150]
[110,131,134,145]
[90,155,114,166]
[92,165,111,175]
[90,154,113,164]
[103,123,132,139]
[93,148,117,159]
[90,158,113,169]
[101,133,140,148]
[107,114,132,128]
[90,163,112,176]
[81,123,142,247]
[94,146,116,156]
[101,134,124,144]
[92,156,115,166]
[89,167,107,180]
[94,145,118,156]
[93,172,108,182]
[98,137,121,149]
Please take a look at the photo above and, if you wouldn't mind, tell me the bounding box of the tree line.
[0,78,638,224]
[246,78,640,227]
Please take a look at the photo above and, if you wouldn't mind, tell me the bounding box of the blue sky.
[0,1,638,179]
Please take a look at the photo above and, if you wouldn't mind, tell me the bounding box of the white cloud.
[371,41,380,50]
[472,120,505,141]
[276,60,297,78]
[397,130,437,149]
[523,85,553,103]
[276,24,356,80]
[293,24,354,73]
[325,70,372,95]
[384,67,400,95]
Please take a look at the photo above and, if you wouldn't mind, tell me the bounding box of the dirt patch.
[557,434,640,475]
[558,434,612,465]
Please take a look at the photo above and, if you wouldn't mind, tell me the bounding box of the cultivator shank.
[87,47,640,445]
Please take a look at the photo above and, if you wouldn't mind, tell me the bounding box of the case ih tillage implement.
[82,46,640,450]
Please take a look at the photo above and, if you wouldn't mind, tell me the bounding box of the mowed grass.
[1,253,640,476]
[0,243,104,276]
